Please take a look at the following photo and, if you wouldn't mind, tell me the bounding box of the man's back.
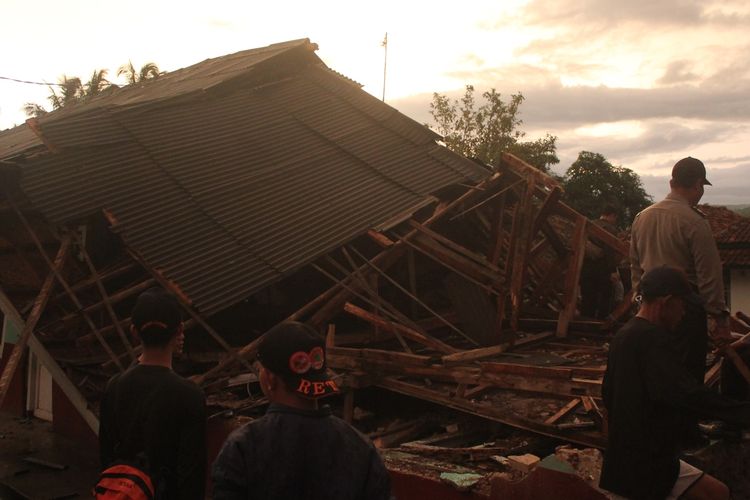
[99,364,206,499]
[630,194,723,311]
[212,403,390,500]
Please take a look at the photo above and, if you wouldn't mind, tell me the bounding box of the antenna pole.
[381,32,388,102]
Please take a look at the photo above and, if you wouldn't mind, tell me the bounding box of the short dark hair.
[639,266,702,306]
[131,288,182,347]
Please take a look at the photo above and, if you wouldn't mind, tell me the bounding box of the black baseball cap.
[672,157,711,186]
[639,266,703,306]
[131,287,182,333]
[257,321,339,399]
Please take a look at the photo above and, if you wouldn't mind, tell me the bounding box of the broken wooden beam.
[0,235,71,407]
[378,377,606,449]
[544,398,580,425]
[343,302,457,354]
[556,215,587,337]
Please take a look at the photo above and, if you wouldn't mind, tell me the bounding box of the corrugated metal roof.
[0,125,43,159]
[6,40,488,315]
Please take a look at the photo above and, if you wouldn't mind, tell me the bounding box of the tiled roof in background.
[700,204,750,267]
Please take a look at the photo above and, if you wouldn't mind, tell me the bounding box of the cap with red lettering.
[257,321,340,399]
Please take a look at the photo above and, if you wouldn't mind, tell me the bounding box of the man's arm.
[98,384,116,468]
[689,219,732,343]
[362,447,392,500]
[211,436,250,500]
[643,336,750,426]
[629,222,644,296]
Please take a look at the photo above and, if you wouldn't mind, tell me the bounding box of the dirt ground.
[0,412,99,499]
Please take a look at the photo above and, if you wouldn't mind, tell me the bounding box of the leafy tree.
[428,85,559,172]
[117,61,162,84]
[562,151,652,228]
[508,134,559,173]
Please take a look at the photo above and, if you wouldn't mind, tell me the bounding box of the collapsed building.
[2,39,745,498]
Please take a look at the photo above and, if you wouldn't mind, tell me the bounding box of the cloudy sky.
[2,0,748,205]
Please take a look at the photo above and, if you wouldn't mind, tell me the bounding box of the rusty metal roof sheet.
[8,41,487,315]
[0,125,43,160]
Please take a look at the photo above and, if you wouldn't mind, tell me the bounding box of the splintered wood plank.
[367,229,394,247]
[463,384,492,399]
[76,233,135,361]
[509,177,538,331]
[378,377,605,449]
[553,202,628,256]
[442,344,511,364]
[0,235,71,407]
[406,233,503,293]
[488,192,507,266]
[544,399,580,425]
[326,324,336,349]
[557,215,588,337]
[531,187,562,235]
[343,302,457,354]
[704,359,723,387]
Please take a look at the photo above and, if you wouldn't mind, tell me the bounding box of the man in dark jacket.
[580,204,620,319]
[212,321,391,500]
[99,288,206,499]
[600,266,750,499]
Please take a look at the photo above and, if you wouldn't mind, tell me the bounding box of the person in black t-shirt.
[212,321,391,500]
[99,288,206,499]
[600,266,750,500]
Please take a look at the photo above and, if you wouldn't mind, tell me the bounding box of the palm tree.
[22,102,48,118]
[23,69,115,118]
[84,68,113,98]
[48,75,84,109]
[117,61,162,85]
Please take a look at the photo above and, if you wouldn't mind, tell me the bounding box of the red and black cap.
[257,321,339,399]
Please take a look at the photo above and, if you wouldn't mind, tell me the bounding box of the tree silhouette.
[117,61,162,85]
[23,61,163,118]
[562,151,652,227]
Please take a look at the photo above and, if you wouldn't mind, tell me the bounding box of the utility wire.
[0,76,65,86]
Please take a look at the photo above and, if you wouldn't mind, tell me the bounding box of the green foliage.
[428,85,558,172]
[23,61,163,118]
[562,151,652,228]
[508,134,560,172]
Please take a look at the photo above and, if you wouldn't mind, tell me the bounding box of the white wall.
[729,268,750,316]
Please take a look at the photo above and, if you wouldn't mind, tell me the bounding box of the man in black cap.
[630,157,732,447]
[99,287,206,499]
[580,204,620,319]
[600,266,750,500]
[211,321,391,500]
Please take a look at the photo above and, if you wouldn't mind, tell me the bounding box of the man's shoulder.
[614,317,669,348]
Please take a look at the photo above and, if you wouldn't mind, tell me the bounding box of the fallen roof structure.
[0,39,654,487]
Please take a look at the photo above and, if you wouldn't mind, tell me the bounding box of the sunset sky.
[2,0,748,205]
